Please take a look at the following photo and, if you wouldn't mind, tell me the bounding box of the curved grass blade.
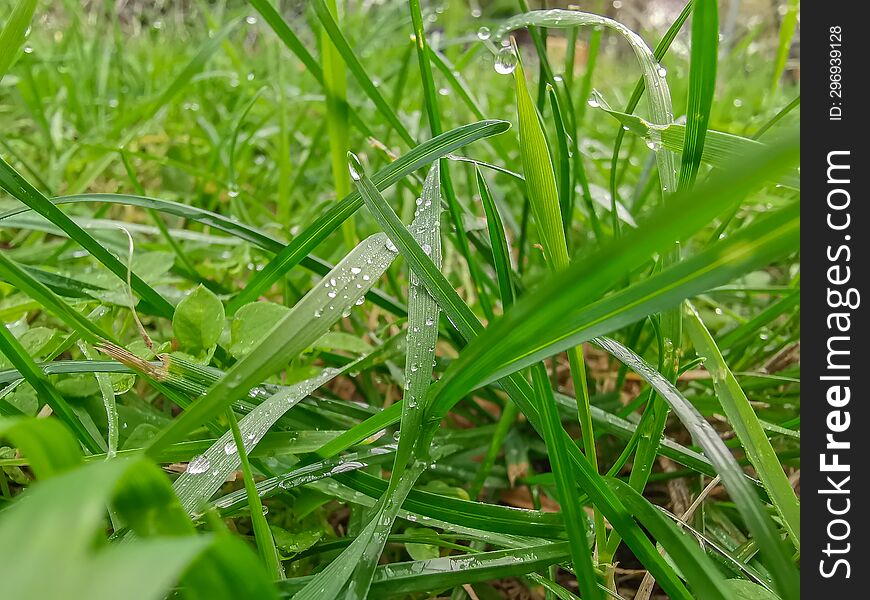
[0,156,174,317]
[595,336,798,600]
[684,304,800,550]
[678,0,718,191]
[227,119,510,313]
[591,104,799,189]
[493,9,677,201]
[608,1,693,207]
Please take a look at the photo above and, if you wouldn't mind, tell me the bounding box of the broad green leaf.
[229,301,290,358]
[173,285,225,354]
[0,417,82,478]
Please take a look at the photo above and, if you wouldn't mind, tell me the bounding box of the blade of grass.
[513,42,603,565]
[319,0,355,247]
[677,0,718,191]
[226,409,284,579]
[146,233,397,457]
[346,153,694,600]
[0,322,105,454]
[0,0,37,82]
[684,303,800,550]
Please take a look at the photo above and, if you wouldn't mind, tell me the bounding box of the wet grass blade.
[146,233,397,457]
[684,304,800,550]
[591,103,799,189]
[678,0,718,191]
[0,0,37,82]
[345,153,694,600]
[228,119,510,313]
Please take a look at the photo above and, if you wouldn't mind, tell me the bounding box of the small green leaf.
[230,301,290,359]
[173,285,225,353]
[403,528,440,561]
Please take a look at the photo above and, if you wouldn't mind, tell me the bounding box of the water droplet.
[327,290,337,299]
[355,297,365,306]
[385,240,398,253]
[351,266,362,275]
[438,87,450,96]
[224,440,238,455]
[228,184,240,198]
[425,317,435,326]
[245,15,258,25]
[362,274,371,281]
[422,243,432,256]
[656,64,668,78]
[186,454,210,474]
[330,278,337,287]
[314,308,322,318]
[477,26,491,41]
[347,152,364,181]
[494,46,517,75]
[23,45,33,54]
[587,96,600,108]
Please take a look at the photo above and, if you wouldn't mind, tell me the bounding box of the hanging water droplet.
[494,46,517,75]
[355,296,365,306]
[477,26,491,41]
[23,45,33,54]
[186,454,211,474]
[227,184,240,198]
[587,96,600,108]
[342,307,352,318]
[347,152,364,181]
[385,240,398,253]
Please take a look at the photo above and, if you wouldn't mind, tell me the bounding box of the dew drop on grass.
[385,240,398,253]
[347,152,364,181]
[656,64,668,78]
[187,454,211,474]
[355,297,365,306]
[245,15,258,25]
[494,46,517,74]
[350,266,361,275]
[224,440,238,455]
[476,26,490,41]
[587,95,600,108]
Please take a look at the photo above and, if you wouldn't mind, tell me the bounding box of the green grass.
[0,1,799,599]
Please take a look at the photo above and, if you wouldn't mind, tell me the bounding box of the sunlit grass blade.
[771,0,799,91]
[684,303,800,550]
[678,0,718,191]
[227,119,510,313]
